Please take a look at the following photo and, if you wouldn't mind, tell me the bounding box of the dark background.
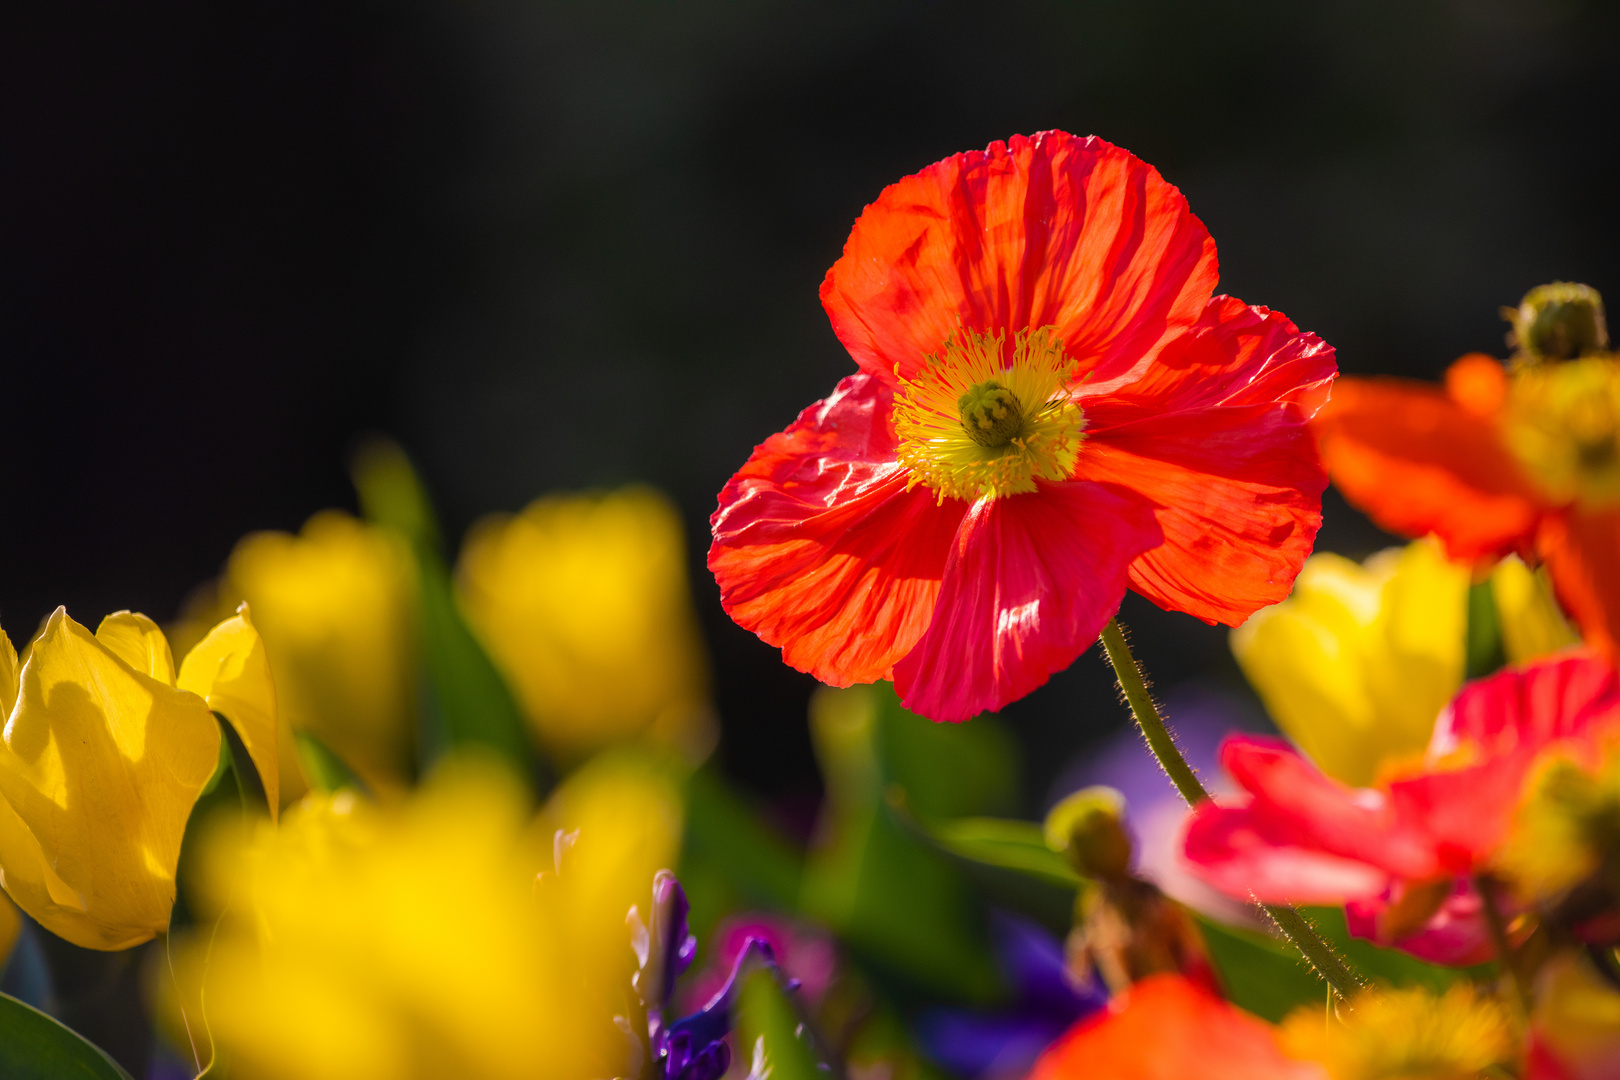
[6,0,1618,815]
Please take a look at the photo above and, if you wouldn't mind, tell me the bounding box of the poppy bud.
[1045,786,1132,881]
[1505,281,1609,364]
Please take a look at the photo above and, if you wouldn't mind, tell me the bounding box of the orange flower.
[1315,350,1620,660]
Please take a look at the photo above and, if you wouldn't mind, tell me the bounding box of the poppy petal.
[892,481,1161,721]
[1078,299,1335,625]
[1028,974,1325,1080]
[1539,509,1620,667]
[821,131,1217,390]
[1181,799,1391,905]
[1313,376,1544,561]
[709,373,967,686]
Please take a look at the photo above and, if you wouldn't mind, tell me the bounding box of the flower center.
[893,327,1085,502]
[957,380,1024,446]
[1505,356,1620,507]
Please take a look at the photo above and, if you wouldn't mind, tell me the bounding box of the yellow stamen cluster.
[1278,983,1516,1080]
[1505,356,1620,507]
[1497,741,1620,903]
[892,326,1085,502]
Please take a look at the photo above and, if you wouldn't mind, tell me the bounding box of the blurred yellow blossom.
[456,487,712,763]
[1497,738,1620,903]
[0,605,276,950]
[1233,539,1575,786]
[1278,983,1515,1080]
[1530,951,1620,1079]
[207,510,419,793]
[175,752,681,1080]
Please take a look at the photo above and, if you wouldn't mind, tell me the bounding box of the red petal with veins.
[709,373,967,686]
[892,480,1161,721]
[820,131,1217,392]
[1079,297,1335,625]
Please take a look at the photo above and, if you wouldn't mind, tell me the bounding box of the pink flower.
[1182,653,1620,963]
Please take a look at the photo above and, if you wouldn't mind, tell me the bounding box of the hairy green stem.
[1099,618,1366,1001]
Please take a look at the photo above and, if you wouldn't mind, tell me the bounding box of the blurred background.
[6,0,1620,820]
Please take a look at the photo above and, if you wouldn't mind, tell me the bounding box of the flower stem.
[1098,617,1366,1001]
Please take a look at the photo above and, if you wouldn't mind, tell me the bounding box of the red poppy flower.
[1182,653,1620,964]
[1314,353,1620,661]
[708,131,1337,721]
[1027,974,1324,1080]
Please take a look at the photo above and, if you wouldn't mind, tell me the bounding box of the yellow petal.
[456,487,712,763]
[178,603,281,820]
[1491,556,1580,664]
[94,611,178,685]
[1233,540,1468,785]
[0,626,18,721]
[0,608,220,950]
[224,511,417,793]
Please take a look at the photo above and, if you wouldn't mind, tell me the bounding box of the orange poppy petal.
[820,131,1217,390]
[1539,508,1620,664]
[709,373,967,686]
[1313,376,1545,561]
[1028,974,1326,1080]
[1080,299,1335,625]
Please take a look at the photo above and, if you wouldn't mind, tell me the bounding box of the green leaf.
[0,993,134,1080]
[351,437,542,790]
[887,798,1079,934]
[732,968,832,1080]
[802,684,1003,1002]
[1196,915,1326,1022]
[682,767,802,908]
[293,730,364,794]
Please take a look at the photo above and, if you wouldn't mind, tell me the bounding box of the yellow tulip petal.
[95,611,178,685]
[1233,540,1467,785]
[0,608,220,950]
[225,511,417,793]
[0,627,18,721]
[178,603,281,819]
[456,487,711,762]
[1491,556,1580,664]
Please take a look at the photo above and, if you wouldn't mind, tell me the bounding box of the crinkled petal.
[1078,301,1333,625]
[1313,375,1545,561]
[178,603,281,820]
[821,131,1217,390]
[892,481,1161,721]
[709,373,966,685]
[1430,651,1620,759]
[1219,737,1446,881]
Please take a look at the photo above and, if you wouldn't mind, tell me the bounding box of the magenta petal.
[892,481,1161,722]
[1431,651,1620,760]
[1181,799,1389,904]
[1345,880,1496,967]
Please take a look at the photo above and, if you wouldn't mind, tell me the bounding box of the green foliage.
[1466,578,1507,681]
[1302,906,1495,992]
[891,807,1079,933]
[800,683,1006,1003]
[733,968,831,1080]
[0,993,134,1080]
[680,766,805,946]
[351,437,541,791]
[293,730,364,794]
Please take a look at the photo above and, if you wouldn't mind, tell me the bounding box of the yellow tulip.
[1233,539,1576,786]
[213,510,418,792]
[0,606,277,950]
[456,487,712,763]
[175,752,681,1080]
